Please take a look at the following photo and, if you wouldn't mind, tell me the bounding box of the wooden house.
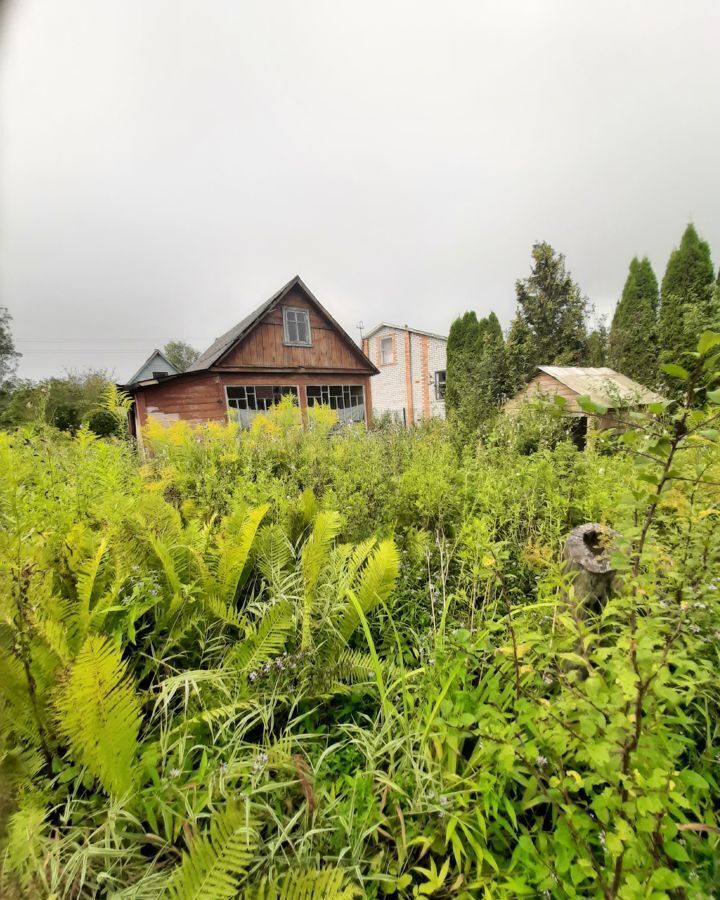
[505,366,662,442]
[126,349,179,385]
[126,276,378,435]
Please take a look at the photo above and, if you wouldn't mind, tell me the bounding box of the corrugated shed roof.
[537,366,663,407]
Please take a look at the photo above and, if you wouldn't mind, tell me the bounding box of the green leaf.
[647,401,671,416]
[576,395,608,415]
[663,840,689,862]
[226,601,292,674]
[697,331,720,355]
[301,511,342,650]
[706,388,720,405]
[661,364,690,380]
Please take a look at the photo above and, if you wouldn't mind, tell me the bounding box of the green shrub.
[86,408,120,436]
[2,337,720,897]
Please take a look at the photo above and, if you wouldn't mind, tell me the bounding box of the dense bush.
[1,341,720,898]
[0,370,114,432]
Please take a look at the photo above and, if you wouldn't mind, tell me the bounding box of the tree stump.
[562,522,620,614]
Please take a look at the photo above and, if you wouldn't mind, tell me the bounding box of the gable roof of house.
[537,366,662,407]
[126,349,179,386]
[363,322,447,342]
[187,275,377,373]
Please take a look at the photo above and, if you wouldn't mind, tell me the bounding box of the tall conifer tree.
[506,242,588,385]
[477,312,510,414]
[608,257,659,385]
[446,310,511,442]
[658,223,715,360]
[446,311,481,417]
[587,322,609,367]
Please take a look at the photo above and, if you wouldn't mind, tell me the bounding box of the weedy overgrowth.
[1,341,720,898]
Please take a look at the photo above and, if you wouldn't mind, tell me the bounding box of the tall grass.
[1,364,720,897]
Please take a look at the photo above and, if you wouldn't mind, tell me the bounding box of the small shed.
[505,366,663,440]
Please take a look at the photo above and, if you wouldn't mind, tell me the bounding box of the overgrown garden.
[2,333,720,898]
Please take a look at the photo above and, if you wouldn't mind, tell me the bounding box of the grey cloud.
[1,0,719,380]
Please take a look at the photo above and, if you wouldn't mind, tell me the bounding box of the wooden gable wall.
[504,372,584,415]
[219,289,371,372]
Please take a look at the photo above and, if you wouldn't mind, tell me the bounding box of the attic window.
[283,307,311,346]
[152,370,169,379]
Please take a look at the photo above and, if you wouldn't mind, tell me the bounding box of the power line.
[16,337,216,344]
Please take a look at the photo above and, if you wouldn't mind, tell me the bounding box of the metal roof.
[537,366,663,407]
[363,322,447,342]
[125,348,179,386]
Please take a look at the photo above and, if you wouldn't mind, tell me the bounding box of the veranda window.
[306,384,366,424]
[227,385,298,427]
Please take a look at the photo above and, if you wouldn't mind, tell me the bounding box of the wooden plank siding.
[220,291,370,372]
[136,371,373,428]
[131,281,376,431]
[504,372,586,416]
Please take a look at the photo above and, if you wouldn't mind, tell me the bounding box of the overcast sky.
[1,0,719,381]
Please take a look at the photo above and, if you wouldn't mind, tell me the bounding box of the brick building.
[362,323,447,425]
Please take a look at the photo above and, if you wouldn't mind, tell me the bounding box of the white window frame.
[224,384,300,427]
[282,307,312,346]
[305,383,367,424]
[380,336,394,365]
[434,370,446,401]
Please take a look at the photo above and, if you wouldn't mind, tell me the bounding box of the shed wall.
[504,372,584,415]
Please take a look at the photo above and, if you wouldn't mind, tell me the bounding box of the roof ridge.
[125,347,179,386]
[187,276,378,374]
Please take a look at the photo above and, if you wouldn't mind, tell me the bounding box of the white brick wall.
[364,325,446,424]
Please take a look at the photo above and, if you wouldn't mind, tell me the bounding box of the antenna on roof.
[356,320,365,341]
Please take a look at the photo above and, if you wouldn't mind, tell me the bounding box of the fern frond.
[300,511,341,650]
[0,649,41,743]
[256,525,295,584]
[250,867,360,899]
[147,531,182,592]
[213,504,269,603]
[164,806,258,900]
[147,530,185,616]
[29,609,70,664]
[200,595,246,629]
[332,649,383,685]
[346,536,377,583]
[75,537,109,642]
[54,635,142,796]
[225,602,293,674]
[1,802,48,894]
[336,539,399,644]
